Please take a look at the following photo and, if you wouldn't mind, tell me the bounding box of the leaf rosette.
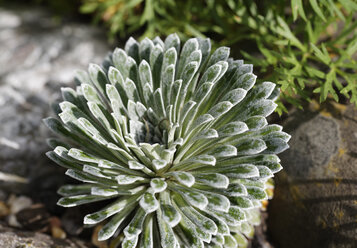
[45,34,290,248]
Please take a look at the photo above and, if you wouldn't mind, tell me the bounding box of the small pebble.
[8,195,32,214]
[8,214,21,227]
[0,201,10,218]
[49,216,62,228]
[51,225,67,239]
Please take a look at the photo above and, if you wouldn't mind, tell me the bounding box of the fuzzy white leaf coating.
[46,35,290,246]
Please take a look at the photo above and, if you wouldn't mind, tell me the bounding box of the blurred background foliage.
[5,0,357,114]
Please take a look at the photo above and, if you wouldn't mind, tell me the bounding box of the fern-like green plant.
[79,0,357,114]
[44,34,290,247]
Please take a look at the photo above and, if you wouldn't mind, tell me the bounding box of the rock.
[7,195,33,227]
[50,217,67,239]
[8,195,33,215]
[0,222,90,248]
[0,202,10,219]
[61,208,84,236]
[0,6,111,200]
[269,103,357,248]
[15,204,51,231]
[51,226,67,240]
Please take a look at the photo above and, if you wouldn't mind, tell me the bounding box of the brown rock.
[50,217,67,239]
[51,226,67,239]
[15,204,51,231]
[269,104,357,248]
[0,201,10,219]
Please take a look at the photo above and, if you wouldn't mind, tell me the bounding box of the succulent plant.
[44,34,290,248]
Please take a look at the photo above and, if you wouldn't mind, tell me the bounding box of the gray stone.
[269,104,357,248]
[0,7,111,197]
[0,222,90,248]
[281,115,340,178]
